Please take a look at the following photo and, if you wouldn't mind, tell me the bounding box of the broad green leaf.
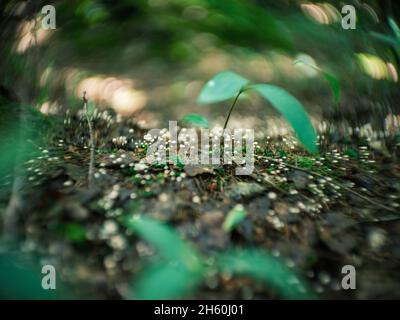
[181,113,209,128]
[197,71,250,104]
[389,18,400,39]
[223,204,247,232]
[294,60,341,105]
[216,249,315,300]
[131,261,203,300]
[251,84,317,153]
[123,215,203,272]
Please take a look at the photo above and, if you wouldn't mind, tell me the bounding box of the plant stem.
[83,94,95,188]
[223,90,242,130]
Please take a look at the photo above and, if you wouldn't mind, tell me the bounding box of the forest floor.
[2,108,400,299]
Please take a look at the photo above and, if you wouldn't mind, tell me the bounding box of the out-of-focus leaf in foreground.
[124,216,315,300]
[0,102,51,180]
[0,253,66,299]
[389,18,400,39]
[132,261,203,300]
[216,248,316,300]
[124,215,205,299]
[124,215,203,271]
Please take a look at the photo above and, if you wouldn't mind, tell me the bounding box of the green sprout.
[197,71,317,154]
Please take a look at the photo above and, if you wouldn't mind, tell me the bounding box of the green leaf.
[389,18,400,39]
[170,155,185,168]
[216,249,316,300]
[181,113,209,128]
[296,155,314,169]
[294,60,341,105]
[131,261,203,300]
[344,148,358,159]
[123,215,203,272]
[370,32,400,47]
[124,216,205,299]
[197,71,250,104]
[56,223,87,243]
[223,204,247,232]
[251,84,317,153]
[0,103,43,180]
[323,73,341,105]
[0,253,69,299]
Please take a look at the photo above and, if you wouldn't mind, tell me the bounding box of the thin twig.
[83,91,95,188]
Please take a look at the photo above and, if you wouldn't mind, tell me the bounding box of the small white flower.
[192,195,201,204]
[268,192,277,200]
[63,180,73,186]
[134,163,148,172]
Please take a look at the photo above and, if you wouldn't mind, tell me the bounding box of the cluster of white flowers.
[98,184,120,210]
[112,136,128,147]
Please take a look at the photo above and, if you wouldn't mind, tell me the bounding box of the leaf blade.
[197,71,250,104]
[216,248,315,299]
[131,261,203,300]
[389,18,400,39]
[181,113,209,128]
[252,84,317,153]
[323,73,341,105]
[123,215,202,272]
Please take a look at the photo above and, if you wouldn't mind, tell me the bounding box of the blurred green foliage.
[124,214,315,299]
[0,252,68,299]
[294,59,341,106]
[222,204,247,232]
[2,0,399,121]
